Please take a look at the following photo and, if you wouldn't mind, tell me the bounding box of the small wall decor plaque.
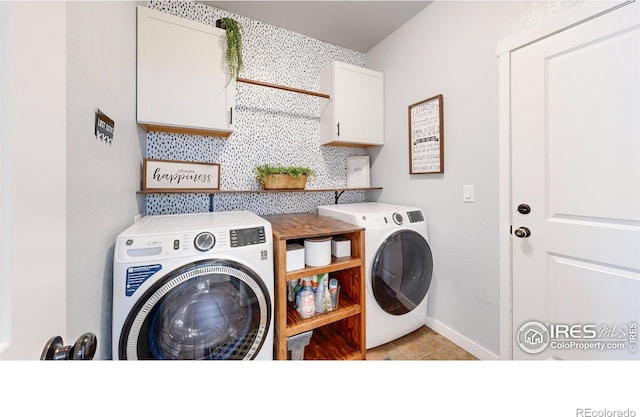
[409,94,444,174]
[95,109,114,145]
[346,156,370,188]
[142,158,220,192]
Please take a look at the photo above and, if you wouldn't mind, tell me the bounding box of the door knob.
[514,227,531,238]
[40,332,97,360]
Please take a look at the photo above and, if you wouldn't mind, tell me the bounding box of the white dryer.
[317,202,433,349]
[112,211,274,360]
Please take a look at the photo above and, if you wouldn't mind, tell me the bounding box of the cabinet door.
[137,6,234,137]
[320,62,384,146]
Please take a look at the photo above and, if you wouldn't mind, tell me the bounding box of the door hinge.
[509,225,513,234]
[229,107,233,125]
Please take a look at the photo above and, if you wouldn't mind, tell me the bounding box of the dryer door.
[371,230,433,315]
[119,260,271,360]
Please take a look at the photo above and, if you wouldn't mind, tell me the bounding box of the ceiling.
[198,1,432,53]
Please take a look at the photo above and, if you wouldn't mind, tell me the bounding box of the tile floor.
[366,325,478,360]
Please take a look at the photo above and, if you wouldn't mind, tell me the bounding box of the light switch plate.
[463,185,474,203]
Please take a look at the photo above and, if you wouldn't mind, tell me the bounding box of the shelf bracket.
[334,190,345,204]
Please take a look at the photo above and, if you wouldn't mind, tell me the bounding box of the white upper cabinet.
[136,6,235,138]
[320,62,384,147]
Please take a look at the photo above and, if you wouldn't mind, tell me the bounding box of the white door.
[0,1,67,360]
[511,1,640,360]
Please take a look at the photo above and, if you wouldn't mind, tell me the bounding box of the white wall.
[66,1,145,359]
[365,1,578,358]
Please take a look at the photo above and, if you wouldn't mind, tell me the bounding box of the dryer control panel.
[230,226,266,247]
[407,210,425,223]
[355,209,426,230]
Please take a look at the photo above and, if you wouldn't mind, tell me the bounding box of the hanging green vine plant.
[219,17,244,83]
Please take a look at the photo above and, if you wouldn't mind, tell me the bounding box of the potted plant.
[254,164,315,190]
[217,17,243,83]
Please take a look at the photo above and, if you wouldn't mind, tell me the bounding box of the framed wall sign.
[142,158,220,192]
[408,94,444,174]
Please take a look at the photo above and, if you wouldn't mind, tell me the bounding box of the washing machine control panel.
[230,226,266,247]
[118,228,259,260]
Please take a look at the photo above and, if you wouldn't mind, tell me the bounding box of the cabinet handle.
[337,122,340,137]
[229,107,233,125]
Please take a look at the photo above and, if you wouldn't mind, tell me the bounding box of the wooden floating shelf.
[237,77,330,99]
[137,187,382,195]
[137,122,233,138]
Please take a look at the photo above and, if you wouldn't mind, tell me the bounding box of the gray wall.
[365,0,578,357]
[66,0,145,359]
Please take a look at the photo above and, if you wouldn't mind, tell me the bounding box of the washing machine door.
[371,230,433,315]
[119,260,271,360]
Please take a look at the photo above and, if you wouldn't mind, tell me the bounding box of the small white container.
[304,237,332,266]
[286,243,305,272]
[331,237,351,257]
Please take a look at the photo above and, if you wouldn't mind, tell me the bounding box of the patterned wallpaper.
[145,0,369,215]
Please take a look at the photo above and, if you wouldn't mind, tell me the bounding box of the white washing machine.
[112,211,274,360]
[317,202,433,349]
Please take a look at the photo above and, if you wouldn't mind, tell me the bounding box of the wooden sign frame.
[142,158,220,192]
[408,94,444,174]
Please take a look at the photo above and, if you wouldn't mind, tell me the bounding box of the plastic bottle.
[329,278,338,310]
[323,282,332,311]
[297,279,315,319]
[315,274,326,314]
[288,279,299,303]
[294,279,303,309]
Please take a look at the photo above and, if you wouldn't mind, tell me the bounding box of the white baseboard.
[425,316,500,361]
